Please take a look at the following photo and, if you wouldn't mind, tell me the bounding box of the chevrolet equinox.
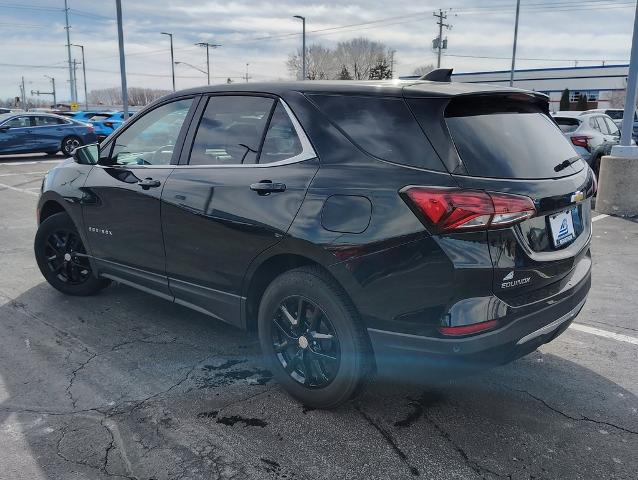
[34,80,593,408]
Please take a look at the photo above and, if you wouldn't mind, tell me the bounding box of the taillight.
[87,123,94,133]
[439,319,498,336]
[571,135,592,151]
[401,187,536,233]
[104,121,114,128]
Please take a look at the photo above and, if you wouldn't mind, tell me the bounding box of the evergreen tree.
[369,58,392,80]
[560,88,571,111]
[338,65,353,80]
[576,93,589,111]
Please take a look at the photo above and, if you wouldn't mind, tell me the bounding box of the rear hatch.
[406,90,594,305]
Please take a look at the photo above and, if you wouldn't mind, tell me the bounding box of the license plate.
[549,209,576,247]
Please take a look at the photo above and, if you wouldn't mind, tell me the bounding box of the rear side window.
[308,94,443,171]
[190,95,274,166]
[34,116,66,126]
[440,95,582,179]
[554,117,580,133]
[259,103,303,164]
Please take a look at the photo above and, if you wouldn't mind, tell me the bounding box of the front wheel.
[61,136,82,156]
[258,266,373,409]
[34,212,109,296]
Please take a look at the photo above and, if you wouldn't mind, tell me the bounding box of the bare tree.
[88,87,170,107]
[334,38,388,80]
[609,90,626,109]
[412,64,435,77]
[287,44,337,80]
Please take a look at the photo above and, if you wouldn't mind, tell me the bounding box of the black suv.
[34,80,593,408]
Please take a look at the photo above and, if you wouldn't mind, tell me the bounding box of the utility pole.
[161,32,175,91]
[115,0,128,117]
[433,9,450,69]
[509,0,521,87]
[63,0,76,103]
[389,49,396,79]
[244,63,250,83]
[20,76,26,109]
[45,75,57,107]
[71,44,88,109]
[293,15,306,80]
[196,42,221,85]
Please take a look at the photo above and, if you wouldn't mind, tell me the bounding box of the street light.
[70,44,88,109]
[174,61,208,79]
[293,15,306,80]
[160,32,175,91]
[195,42,221,85]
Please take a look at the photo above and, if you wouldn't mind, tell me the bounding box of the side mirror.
[72,143,99,165]
[0,125,10,133]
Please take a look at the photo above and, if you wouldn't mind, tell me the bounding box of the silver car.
[552,111,623,175]
[583,108,638,140]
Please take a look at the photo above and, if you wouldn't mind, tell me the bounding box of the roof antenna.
[420,68,453,82]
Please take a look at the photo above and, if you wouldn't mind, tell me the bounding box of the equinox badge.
[501,270,531,289]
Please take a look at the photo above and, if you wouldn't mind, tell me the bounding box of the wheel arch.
[242,252,358,333]
[38,199,67,224]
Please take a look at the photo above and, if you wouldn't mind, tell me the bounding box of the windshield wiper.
[554,157,581,172]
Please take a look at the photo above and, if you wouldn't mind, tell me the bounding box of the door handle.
[250,180,286,195]
[137,177,161,190]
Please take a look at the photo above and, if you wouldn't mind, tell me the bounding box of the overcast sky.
[0,0,635,102]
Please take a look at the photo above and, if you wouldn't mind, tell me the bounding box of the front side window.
[4,116,31,128]
[110,98,193,166]
[189,95,274,166]
[259,103,303,163]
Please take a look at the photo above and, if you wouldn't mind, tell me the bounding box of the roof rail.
[419,68,453,82]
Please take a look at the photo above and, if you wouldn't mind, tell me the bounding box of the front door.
[82,97,197,297]
[161,95,319,325]
[0,115,33,153]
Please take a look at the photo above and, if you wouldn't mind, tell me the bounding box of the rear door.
[161,94,319,326]
[32,115,67,152]
[408,93,594,303]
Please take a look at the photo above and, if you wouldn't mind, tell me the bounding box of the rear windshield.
[554,116,581,133]
[307,94,444,171]
[441,95,582,179]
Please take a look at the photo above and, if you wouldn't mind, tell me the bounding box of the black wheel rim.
[43,229,91,285]
[271,295,340,389]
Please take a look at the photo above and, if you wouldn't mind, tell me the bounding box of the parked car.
[61,111,116,139]
[0,112,97,156]
[0,107,11,114]
[34,81,593,408]
[91,110,138,141]
[553,111,626,174]
[582,108,638,140]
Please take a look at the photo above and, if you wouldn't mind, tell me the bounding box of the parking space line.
[592,214,609,222]
[0,159,63,166]
[570,323,638,346]
[0,182,39,196]
[0,171,48,177]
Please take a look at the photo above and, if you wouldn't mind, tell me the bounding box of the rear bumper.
[367,259,590,372]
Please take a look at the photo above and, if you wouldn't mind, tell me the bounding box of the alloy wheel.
[63,138,81,155]
[271,295,340,388]
[43,230,91,285]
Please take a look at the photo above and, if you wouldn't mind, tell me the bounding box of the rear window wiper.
[554,157,581,172]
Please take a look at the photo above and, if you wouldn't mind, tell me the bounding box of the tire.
[34,212,109,296]
[592,154,602,178]
[45,151,59,156]
[61,136,82,156]
[258,266,373,409]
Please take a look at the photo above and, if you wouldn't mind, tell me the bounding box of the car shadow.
[0,282,636,479]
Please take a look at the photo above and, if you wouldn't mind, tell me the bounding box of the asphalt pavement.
[0,153,637,480]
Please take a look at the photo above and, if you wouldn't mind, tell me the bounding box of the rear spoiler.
[419,68,453,82]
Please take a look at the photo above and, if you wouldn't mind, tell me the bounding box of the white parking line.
[0,171,48,177]
[592,214,609,222]
[0,182,39,196]
[0,159,63,166]
[570,323,638,346]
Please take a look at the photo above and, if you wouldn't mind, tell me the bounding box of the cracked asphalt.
[1,154,637,480]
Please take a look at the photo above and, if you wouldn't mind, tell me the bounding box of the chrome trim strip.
[515,296,587,345]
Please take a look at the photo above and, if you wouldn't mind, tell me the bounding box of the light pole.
[293,15,306,80]
[115,0,128,117]
[195,42,221,85]
[509,0,521,87]
[44,75,56,107]
[71,44,88,109]
[174,61,208,75]
[161,32,175,91]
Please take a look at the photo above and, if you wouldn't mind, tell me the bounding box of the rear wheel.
[61,136,82,156]
[258,266,372,409]
[34,212,109,296]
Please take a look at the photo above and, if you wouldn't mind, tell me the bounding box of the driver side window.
[110,98,193,166]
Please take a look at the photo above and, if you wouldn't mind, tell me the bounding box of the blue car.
[91,110,138,140]
[62,111,115,139]
[0,113,97,156]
